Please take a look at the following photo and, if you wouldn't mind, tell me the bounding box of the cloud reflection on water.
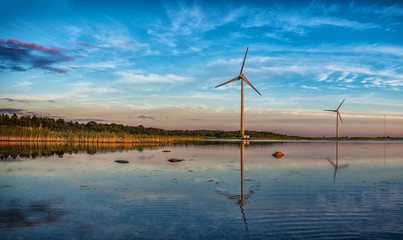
[0,198,68,231]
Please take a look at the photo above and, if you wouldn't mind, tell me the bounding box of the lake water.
[1,141,402,239]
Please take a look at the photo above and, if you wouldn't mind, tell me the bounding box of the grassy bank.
[0,126,174,143]
[0,125,301,142]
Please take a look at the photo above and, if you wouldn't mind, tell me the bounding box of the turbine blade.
[240,47,249,75]
[327,159,336,167]
[337,99,345,110]
[339,163,350,169]
[324,110,337,112]
[338,112,343,123]
[215,77,240,88]
[241,75,261,96]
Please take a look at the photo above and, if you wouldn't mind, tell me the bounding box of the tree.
[11,113,19,125]
[0,114,10,125]
[32,115,40,128]
[56,118,66,130]
[19,116,32,127]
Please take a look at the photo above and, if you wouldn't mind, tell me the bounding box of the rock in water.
[168,158,183,163]
[272,152,285,158]
[115,160,129,164]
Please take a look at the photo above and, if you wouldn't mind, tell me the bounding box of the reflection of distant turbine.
[327,141,349,183]
[324,99,345,139]
[215,48,261,139]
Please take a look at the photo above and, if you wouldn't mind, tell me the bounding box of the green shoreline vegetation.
[0,114,399,142]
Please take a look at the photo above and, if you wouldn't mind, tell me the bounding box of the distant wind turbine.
[215,47,261,139]
[324,99,345,139]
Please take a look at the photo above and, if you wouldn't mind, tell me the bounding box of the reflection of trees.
[0,141,289,160]
[327,141,350,183]
[0,198,68,231]
[0,142,172,160]
[176,140,286,147]
[215,142,261,231]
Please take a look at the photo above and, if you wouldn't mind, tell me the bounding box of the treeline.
[0,114,173,143]
[0,113,294,141]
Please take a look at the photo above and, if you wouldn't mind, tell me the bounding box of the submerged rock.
[115,160,129,164]
[272,152,285,159]
[56,151,64,158]
[168,158,184,163]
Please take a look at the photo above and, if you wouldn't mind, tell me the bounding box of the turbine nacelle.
[324,110,343,123]
[324,99,345,124]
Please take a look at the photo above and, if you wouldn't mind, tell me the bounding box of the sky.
[0,0,403,137]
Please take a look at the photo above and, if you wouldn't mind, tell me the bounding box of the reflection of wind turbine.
[215,47,261,139]
[239,142,260,231]
[324,99,345,139]
[215,142,261,231]
[327,141,349,183]
[240,142,247,230]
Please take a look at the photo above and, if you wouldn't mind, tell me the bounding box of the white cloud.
[303,16,378,30]
[63,60,130,71]
[163,2,244,36]
[350,45,403,57]
[93,24,150,50]
[64,22,153,56]
[146,2,246,54]
[166,3,209,34]
[206,58,242,68]
[301,85,319,90]
[232,42,403,91]
[324,65,403,88]
[254,43,403,58]
[117,72,191,84]
[241,4,379,36]
[15,81,33,88]
[67,82,119,95]
[350,3,403,17]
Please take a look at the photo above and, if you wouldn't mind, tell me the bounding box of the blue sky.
[1,0,402,137]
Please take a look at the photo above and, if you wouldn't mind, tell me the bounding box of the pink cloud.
[53,68,67,73]
[62,56,74,61]
[121,43,134,47]
[0,39,61,54]
[73,42,99,47]
[0,38,74,74]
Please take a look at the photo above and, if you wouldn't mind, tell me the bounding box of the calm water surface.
[1,141,402,239]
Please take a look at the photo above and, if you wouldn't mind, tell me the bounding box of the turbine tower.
[215,47,261,139]
[324,99,345,139]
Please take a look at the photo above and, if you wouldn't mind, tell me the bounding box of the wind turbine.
[215,47,261,139]
[324,99,345,139]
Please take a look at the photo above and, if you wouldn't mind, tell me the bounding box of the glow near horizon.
[0,0,402,137]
